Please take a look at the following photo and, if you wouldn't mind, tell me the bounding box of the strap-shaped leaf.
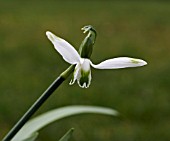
[59,128,74,141]
[12,105,118,141]
[22,132,38,141]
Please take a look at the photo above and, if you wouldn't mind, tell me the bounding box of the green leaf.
[12,105,118,141]
[58,128,74,141]
[22,132,38,141]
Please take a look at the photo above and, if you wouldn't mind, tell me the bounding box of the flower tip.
[130,58,147,66]
[46,31,51,36]
[46,31,54,40]
[138,59,147,66]
[81,28,86,33]
[142,60,147,66]
[78,82,89,88]
[69,80,75,85]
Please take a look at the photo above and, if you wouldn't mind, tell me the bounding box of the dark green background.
[0,1,170,141]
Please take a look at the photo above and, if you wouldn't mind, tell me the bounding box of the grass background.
[0,0,170,141]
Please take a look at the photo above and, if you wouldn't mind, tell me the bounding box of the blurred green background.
[0,0,170,141]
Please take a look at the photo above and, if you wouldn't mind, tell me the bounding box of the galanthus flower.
[46,31,147,88]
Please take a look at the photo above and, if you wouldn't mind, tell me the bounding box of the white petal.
[69,63,81,85]
[46,31,80,64]
[69,59,92,88]
[80,58,91,72]
[77,59,92,88]
[90,57,147,69]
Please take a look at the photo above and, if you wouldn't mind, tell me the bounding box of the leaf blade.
[58,128,74,141]
[22,132,39,141]
[12,105,118,141]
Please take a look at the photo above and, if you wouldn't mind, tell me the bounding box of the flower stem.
[2,65,75,141]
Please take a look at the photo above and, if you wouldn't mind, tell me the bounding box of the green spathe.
[79,25,97,58]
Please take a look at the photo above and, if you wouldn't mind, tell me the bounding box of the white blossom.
[46,31,147,88]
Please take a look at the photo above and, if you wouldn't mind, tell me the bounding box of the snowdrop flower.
[46,30,147,88]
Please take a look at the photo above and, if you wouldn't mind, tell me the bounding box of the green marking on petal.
[69,65,80,85]
[56,36,63,41]
[131,59,140,64]
[49,33,62,42]
[79,70,90,88]
[48,34,55,42]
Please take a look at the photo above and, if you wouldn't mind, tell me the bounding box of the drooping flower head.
[46,25,147,88]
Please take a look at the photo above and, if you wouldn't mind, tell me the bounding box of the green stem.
[2,65,75,141]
